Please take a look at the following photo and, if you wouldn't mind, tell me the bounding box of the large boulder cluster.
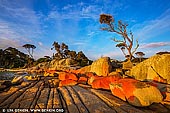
[27,58,76,75]
[130,54,170,84]
[3,54,169,107]
[56,68,165,107]
[55,55,170,107]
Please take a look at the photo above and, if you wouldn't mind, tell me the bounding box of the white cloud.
[62,4,73,10]
[87,31,95,36]
[71,42,86,46]
[140,42,170,48]
[0,1,44,58]
[47,2,102,20]
[103,51,125,60]
[38,42,43,46]
[86,48,124,60]
[132,8,170,40]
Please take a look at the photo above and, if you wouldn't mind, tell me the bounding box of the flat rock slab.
[0,77,170,113]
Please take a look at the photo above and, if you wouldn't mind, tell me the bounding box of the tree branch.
[130,31,134,43]
[132,40,139,55]
[108,23,122,35]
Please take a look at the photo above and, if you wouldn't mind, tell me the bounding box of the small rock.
[108,71,121,76]
[88,75,103,85]
[59,80,77,87]
[0,85,7,91]
[1,80,12,86]
[85,72,96,78]
[92,75,122,90]
[11,76,24,85]
[44,70,58,77]
[24,75,38,81]
[78,77,88,84]
[59,72,78,81]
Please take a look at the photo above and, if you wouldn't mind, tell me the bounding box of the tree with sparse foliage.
[22,44,36,59]
[22,44,36,68]
[156,51,170,55]
[135,51,145,62]
[51,41,69,59]
[51,41,91,67]
[99,14,139,61]
[135,52,145,58]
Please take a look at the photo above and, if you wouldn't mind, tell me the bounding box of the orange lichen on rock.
[44,69,58,76]
[46,69,57,74]
[85,72,96,78]
[110,83,126,101]
[109,71,121,76]
[78,77,88,84]
[65,69,79,74]
[110,78,163,107]
[59,79,77,87]
[59,72,78,81]
[88,75,103,85]
[153,76,167,84]
[164,92,170,101]
[91,75,122,90]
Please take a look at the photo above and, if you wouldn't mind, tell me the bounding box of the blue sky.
[0,0,170,60]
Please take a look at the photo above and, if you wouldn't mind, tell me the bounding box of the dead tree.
[100,14,139,61]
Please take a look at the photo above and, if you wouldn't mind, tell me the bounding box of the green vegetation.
[52,41,92,67]
[0,47,31,68]
[34,56,52,66]
[0,41,92,69]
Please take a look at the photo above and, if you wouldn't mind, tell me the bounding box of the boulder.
[24,75,38,81]
[78,77,88,84]
[91,75,122,90]
[15,72,28,75]
[122,60,133,70]
[59,80,77,87]
[48,58,75,71]
[0,85,7,91]
[148,81,170,100]
[88,75,103,85]
[44,70,58,77]
[90,57,112,76]
[108,71,121,76]
[77,57,112,76]
[164,92,170,101]
[77,65,91,74]
[59,72,78,81]
[130,54,170,84]
[11,76,24,85]
[85,72,96,78]
[0,80,12,91]
[1,80,12,86]
[110,78,163,107]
